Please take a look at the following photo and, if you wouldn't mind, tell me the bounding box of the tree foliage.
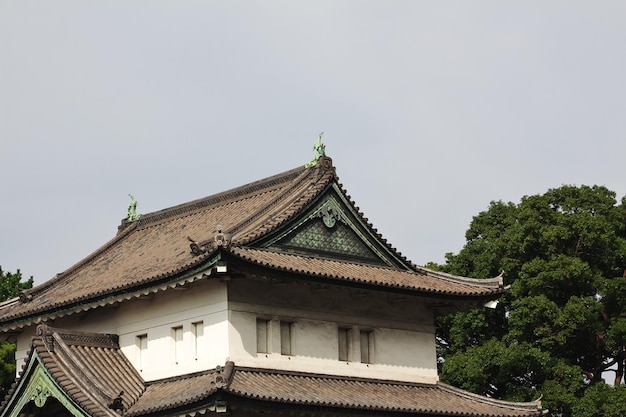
[435,185,626,417]
[0,267,33,301]
[0,267,33,396]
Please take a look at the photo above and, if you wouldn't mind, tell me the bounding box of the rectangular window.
[192,321,204,360]
[172,326,183,364]
[360,330,373,364]
[256,319,269,354]
[136,334,147,372]
[280,321,292,356]
[338,327,351,361]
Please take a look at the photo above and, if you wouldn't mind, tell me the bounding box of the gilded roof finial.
[305,132,326,168]
[127,194,141,222]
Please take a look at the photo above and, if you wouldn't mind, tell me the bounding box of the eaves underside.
[234,266,503,305]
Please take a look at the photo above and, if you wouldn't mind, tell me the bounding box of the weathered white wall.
[19,277,230,381]
[226,278,439,384]
[15,330,34,367]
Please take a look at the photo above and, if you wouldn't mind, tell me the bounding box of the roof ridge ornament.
[212,361,235,389]
[108,391,125,413]
[188,226,232,256]
[305,132,326,168]
[127,194,141,222]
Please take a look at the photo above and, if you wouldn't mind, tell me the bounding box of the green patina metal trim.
[127,194,141,222]
[257,184,411,269]
[5,356,88,417]
[305,132,326,168]
[278,218,380,261]
[272,196,380,261]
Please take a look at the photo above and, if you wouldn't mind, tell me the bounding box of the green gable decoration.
[4,356,87,417]
[254,184,412,269]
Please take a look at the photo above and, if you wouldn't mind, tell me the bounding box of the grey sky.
[1,1,625,285]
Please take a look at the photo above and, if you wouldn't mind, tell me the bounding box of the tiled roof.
[125,365,232,416]
[227,368,544,417]
[127,364,544,417]
[0,157,503,330]
[228,247,504,297]
[0,162,330,329]
[1,325,144,417]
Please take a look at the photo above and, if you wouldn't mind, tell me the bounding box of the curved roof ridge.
[437,382,544,412]
[229,167,320,238]
[420,267,504,288]
[131,165,307,231]
[234,158,337,245]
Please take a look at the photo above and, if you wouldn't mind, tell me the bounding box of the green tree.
[435,185,626,417]
[0,266,33,301]
[0,267,33,396]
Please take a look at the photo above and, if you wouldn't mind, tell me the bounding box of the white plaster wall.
[227,303,439,384]
[293,320,338,360]
[374,328,437,369]
[228,310,256,357]
[15,330,35,369]
[116,305,229,381]
[24,278,231,381]
[226,277,438,383]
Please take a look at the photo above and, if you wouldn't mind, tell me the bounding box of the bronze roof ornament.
[305,132,326,168]
[126,194,141,222]
[109,391,124,414]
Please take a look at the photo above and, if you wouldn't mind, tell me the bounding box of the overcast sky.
[1,1,625,285]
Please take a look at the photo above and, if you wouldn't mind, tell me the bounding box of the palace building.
[0,145,544,416]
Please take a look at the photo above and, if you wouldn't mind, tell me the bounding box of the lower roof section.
[128,364,544,417]
[2,326,545,417]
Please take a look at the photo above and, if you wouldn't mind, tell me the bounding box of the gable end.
[252,184,411,270]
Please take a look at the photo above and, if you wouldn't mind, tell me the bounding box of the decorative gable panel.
[253,185,411,269]
[274,217,382,263]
